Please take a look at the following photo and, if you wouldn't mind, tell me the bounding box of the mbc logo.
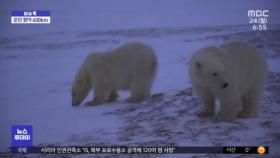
[248,10,269,17]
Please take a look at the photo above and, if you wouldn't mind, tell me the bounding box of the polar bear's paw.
[238,111,257,118]
[214,112,236,122]
[198,111,214,118]
[125,97,145,103]
[84,100,104,106]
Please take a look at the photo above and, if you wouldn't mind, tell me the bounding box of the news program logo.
[11,125,33,147]
[11,10,51,24]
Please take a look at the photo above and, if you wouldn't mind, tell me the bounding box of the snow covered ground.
[0,0,280,158]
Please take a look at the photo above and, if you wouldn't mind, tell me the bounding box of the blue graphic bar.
[11,10,50,16]
[11,125,33,147]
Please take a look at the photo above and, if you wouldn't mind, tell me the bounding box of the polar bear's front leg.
[239,86,262,118]
[216,91,239,122]
[107,91,119,102]
[193,84,215,118]
[85,83,110,106]
[126,77,151,103]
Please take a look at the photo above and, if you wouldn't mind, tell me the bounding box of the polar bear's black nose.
[222,83,229,89]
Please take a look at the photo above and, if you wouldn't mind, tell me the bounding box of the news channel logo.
[11,10,51,24]
[11,125,33,147]
[248,10,269,31]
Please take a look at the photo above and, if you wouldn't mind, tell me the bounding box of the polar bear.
[71,42,157,106]
[189,41,267,122]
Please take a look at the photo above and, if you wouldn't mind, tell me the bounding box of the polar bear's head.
[71,69,91,106]
[192,47,230,90]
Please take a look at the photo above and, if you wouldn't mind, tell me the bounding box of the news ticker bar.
[10,146,268,154]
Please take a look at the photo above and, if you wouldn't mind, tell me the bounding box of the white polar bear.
[71,42,157,106]
[189,41,268,122]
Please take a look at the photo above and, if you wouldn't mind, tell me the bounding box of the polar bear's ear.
[195,62,202,69]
